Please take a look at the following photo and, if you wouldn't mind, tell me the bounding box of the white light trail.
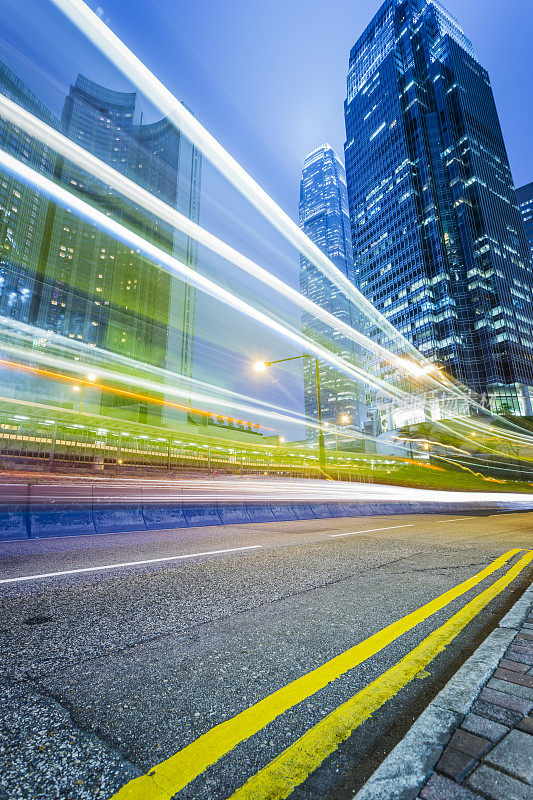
[27,0,532,444]
[0,340,322,432]
[33,5,509,420]
[48,0,428,360]
[0,148,413,403]
[0,93,444,390]
[0,315,309,422]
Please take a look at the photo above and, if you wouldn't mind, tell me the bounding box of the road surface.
[0,510,532,800]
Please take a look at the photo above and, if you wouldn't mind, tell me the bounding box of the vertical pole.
[315,358,326,470]
[335,423,339,481]
[78,384,85,417]
[167,438,172,471]
[49,422,57,468]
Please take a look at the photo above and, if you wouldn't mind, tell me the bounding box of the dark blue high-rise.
[344,0,533,416]
[517,182,533,271]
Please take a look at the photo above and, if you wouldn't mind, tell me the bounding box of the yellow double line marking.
[109,549,530,800]
[228,549,533,800]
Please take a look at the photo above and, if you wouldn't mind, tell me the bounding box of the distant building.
[0,72,201,423]
[517,182,533,269]
[344,0,533,417]
[299,144,365,435]
[0,61,58,326]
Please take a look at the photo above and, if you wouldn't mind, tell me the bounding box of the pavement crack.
[4,674,143,776]
[386,561,489,576]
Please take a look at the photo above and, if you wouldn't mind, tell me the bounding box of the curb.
[352,583,533,800]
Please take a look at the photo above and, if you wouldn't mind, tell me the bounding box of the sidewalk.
[354,585,533,800]
[417,609,533,800]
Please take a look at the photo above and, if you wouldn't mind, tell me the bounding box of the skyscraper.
[28,75,202,422]
[0,61,58,327]
[517,182,533,269]
[299,144,364,434]
[344,0,533,417]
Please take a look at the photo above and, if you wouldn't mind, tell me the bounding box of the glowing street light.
[253,353,326,469]
[73,373,98,416]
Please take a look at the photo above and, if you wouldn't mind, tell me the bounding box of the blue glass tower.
[517,182,533,270]
[344,0,533,416]
[299,144,364,434]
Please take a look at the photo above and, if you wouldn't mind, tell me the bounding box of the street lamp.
[334,414,351,479]
[253,354,326,469]
[72,373,98,417]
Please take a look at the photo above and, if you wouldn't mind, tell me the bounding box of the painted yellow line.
[108,549,522,800]
[227,549,533,800]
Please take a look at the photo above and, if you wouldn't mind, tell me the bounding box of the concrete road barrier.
[270,504,298,521]
[246,503,277,523]
[29,485,95,538]
[183,505,222,527]
[142,505,188,530]
[0,484,29,540]
[292,504,317,520]
[217,504,252,525]
[0,483,531,540]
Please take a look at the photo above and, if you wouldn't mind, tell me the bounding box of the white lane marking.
[330,524,415,538]
[0,545,262,585]
[438,517,476,523]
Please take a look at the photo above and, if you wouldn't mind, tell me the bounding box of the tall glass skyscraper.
[22,74,201,423]
[0,61,58,326]
[299,144,364,434]
[517,182,533,269]
[344,0,533,417]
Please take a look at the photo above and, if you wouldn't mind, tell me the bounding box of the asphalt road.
[0,510,532,800]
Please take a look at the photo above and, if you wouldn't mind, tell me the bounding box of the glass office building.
[299,144,365,435]
[344,0,533,417]
[0,61,58,326]
[0,72,202,423]
[517,182,533,269]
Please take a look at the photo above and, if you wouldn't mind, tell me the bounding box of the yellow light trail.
[0,147,409,403]
[0,357,272,430]
[0,315,311,424]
